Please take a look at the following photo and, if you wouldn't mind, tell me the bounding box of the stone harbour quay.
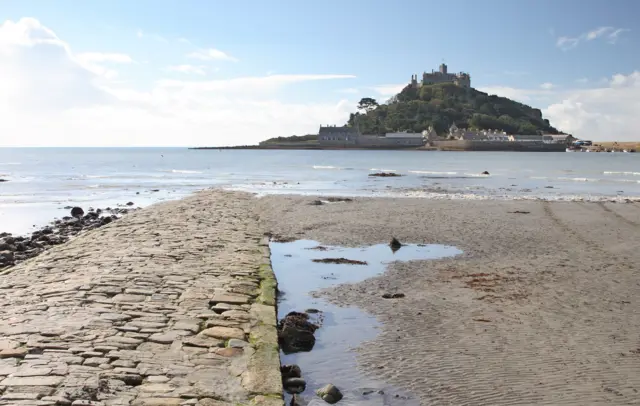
[0,191,283,406]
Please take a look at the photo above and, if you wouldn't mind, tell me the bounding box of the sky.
[0,0,638,146]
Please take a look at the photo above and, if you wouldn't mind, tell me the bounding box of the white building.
[509,135,544,142]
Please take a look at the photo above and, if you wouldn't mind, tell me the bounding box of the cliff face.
[349,83,560,136]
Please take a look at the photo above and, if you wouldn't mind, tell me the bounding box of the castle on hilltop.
[410,63,471,89]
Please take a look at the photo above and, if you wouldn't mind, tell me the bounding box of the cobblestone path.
[0,191,282,406]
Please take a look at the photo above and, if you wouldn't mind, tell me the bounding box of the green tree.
[346,82,560,135]
[357,97,379,113]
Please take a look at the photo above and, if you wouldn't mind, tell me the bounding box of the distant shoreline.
[189,145,430,151]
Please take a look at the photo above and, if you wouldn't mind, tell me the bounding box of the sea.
[1,147,639,235]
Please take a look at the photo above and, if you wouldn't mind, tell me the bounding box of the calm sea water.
[1,148,639,234]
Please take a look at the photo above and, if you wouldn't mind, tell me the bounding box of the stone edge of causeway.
[240,235,284,406]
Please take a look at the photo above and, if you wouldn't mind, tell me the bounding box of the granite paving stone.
[0,191,283,405]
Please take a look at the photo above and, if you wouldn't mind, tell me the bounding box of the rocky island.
[196,64,572,151]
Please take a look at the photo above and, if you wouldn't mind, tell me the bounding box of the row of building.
[446,124,574,144]
[317,124,573,148]
[318,126,426,147]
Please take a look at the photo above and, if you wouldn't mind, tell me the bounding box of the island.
[193,64,579,152]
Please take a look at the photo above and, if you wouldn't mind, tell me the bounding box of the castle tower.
[439,63,448,75]
[410,74,418,89]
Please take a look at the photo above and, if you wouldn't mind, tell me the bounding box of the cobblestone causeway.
[0,191,283,406]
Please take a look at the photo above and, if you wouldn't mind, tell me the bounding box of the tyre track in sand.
[597,202,640,228]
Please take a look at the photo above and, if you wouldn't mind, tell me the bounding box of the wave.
[313,165,341,170]
[604,171,640,176]
[463,173,490,177]
[171,169,203,174]
[159,169,204,174]
[409,170,456,175]
[557,177,597,182]
[370,168,397,172]
[0,162,21,166]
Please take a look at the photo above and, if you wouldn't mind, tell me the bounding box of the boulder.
[277,312,318,354]
[70,207,84,217]
[284,377,306,394]
[369,172,402,177]
[481,171,490,175]
[389,237,402,251]
[281,364,302,380]
[0,251,14,262]
[316,384,343,404]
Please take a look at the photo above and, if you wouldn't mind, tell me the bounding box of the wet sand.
[256,196,640,405]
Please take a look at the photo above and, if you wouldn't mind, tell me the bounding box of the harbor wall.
[433,140,566,152]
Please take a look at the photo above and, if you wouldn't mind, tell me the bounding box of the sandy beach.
[256,195,640,405]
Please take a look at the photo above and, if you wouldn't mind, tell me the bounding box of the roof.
[461,132,488,141]
[511,134,543,140]
[318,126,359,135]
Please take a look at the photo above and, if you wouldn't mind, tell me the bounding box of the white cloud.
[337,88,359,94]
[540,82,555,90]
[372,83,406,96]
[556,26,629,50]
[482,72,640,141]
[76,52,134,78]
[167,64,207,76]
[0,17,357,147]
[77,52,133,64]
[187,48,238,62]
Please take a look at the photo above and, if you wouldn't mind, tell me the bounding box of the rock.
[0,347,28,358]
[281,364,302,380]
[310,200,323,206]
[0,376,63,386]
[200,326,245,340]
[368,172,402,177]
[284,377,306,394]
[0,243,14,251]
[312,257,367,265]
[0,251,14,262]
[316,384,343,404]
[226,339,249,348]
[0,179,7,182]
[389,237,402,251]
[481,171,490,175]
[126,202,134,206]
[148,330,191,344]
[290,394,308,406]
[277,312,318,354]
[382,293,405,299]
[70,207,84,217]
[212,347,243,357]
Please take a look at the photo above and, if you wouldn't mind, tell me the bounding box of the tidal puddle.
[270,239,462,405]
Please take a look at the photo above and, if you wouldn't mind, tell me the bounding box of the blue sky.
[0,0,638,146]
